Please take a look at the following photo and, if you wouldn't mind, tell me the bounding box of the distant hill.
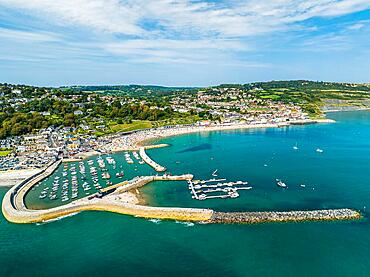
[63,85,199,96]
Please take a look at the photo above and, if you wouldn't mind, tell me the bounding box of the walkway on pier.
[139,147,166,172]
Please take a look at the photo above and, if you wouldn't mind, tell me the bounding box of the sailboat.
[212,169,218,177]
[293,142,298,150]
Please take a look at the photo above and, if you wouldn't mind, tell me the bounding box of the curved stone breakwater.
[210,209,361,224]
[139,147,166,172]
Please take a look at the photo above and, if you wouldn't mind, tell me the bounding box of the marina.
[188,179,252,201]
[25,151,156,209]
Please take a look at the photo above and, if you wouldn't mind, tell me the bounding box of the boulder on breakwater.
[209,209,361,224]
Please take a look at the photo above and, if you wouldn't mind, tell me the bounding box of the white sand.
[0,169,42,187]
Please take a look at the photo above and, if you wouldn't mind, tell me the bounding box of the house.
[74,110,83,115]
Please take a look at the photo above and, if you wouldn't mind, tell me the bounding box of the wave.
[36,212,80,225]
[148,218,162,224]
[175,220,195,227]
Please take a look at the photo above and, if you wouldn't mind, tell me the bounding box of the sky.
[0,0,370,87]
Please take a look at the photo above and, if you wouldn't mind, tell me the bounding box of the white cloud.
[102,38,249,65]
[0,27,60,41]
[0,0,143,35]
[1,0,370,38]
[1,0,369,65]
[300,34,351,52]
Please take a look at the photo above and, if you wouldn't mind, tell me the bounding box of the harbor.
[1,112,367,225]
[1,157,362,225]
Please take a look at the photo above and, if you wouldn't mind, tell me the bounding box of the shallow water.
[1,111,370,276]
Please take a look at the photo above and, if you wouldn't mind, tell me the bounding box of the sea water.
[0,111,369,276]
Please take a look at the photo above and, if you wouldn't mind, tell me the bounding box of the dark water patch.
[178,143,212,153]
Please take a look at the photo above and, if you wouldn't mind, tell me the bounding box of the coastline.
[0,118,335,188]
[111,118,336,151]
[324,107,370,113]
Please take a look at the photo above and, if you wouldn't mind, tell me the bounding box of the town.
[0,82,317,172]
[2,80,370,172]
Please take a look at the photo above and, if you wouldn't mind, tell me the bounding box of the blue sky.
[0,0,370,87]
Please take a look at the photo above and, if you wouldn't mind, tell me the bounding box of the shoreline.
[324,107,370,113]
[109,118,336,152]
[0,118,335,187]
[322,107,370,114]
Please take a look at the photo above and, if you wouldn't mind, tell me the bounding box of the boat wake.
[175,221,195,227]
[148,218,162,224]
[36,212,80,225]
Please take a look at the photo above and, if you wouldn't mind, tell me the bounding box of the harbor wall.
[114,175,193,194]
[2,195,213,224]
[139,147,166,172]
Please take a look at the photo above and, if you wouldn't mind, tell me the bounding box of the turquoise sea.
[1,111,370,276]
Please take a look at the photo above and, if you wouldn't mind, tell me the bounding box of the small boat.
[316,148,324,153]
[102,172,111,179]
[276,179,287,188]
[300,184,306,188]
[198,194,206,201]
[229,192,239,198]
[116,171,124,178]
[293,143,299,150]
[212,169,218,177]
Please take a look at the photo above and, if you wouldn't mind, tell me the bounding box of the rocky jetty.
[209,209,361,224]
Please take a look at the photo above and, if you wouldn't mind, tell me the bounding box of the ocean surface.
[1,111,370,277]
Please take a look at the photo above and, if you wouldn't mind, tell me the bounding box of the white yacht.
[276,179,287,188]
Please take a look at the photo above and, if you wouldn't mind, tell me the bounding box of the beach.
[105,119,335,152]
[0,169,42,187]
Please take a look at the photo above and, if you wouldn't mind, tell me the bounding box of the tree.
[64,113,76,126]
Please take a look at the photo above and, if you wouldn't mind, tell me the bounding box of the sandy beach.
[0,169,42,187]
[105,119,335,152]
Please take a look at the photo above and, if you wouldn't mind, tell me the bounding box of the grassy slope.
[108,120,153,133]
[0,150,12,157]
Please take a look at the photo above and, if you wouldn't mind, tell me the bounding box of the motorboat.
[276,179,287,188]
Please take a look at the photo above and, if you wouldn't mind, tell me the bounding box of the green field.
[108,121,153,133]
[0,149,12,156]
